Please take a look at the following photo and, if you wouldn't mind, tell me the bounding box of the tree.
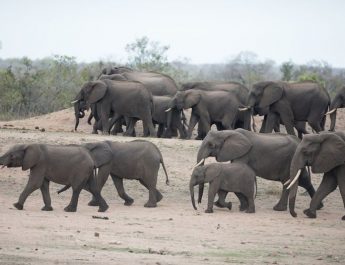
[125,36,170,72]
[280,61,294,81]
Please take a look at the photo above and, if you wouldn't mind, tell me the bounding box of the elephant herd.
[73,66,345,140]
[1,66,345,221]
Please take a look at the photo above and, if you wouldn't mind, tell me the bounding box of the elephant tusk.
[287,169,302,190]
[194,159,205,168]
[71,99,79,104]
[284,179,291,186]
[325,109,337,115]
[238,107,249,111]
[165,108,172,112]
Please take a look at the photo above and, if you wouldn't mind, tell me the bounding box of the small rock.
[40,128,45,132]
[77,230,80,233]
[35,126,39,130]
[216,224,220,229]
[168,218,173,221]
[35,248,38,251]
[94,232,100,237]
[16,247,20,250]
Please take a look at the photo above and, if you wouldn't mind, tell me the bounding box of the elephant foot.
[13,202,23,210]
[124,199,134,206]
[41,205,53,211]
[273,204,287,211]
[195,136,203,140]
[88,200,99,206]
[98,204,109,212]
[239,204,248,212]
[156,192,163,203]
[205,208,213,213]
[317,202,324,210]
[303,208,316,218]
[64,205,77,212]
[91,131,98,134]
[245,208,255,214]
[342,215,345,221]
[214,200,226,208]
[144,202,157,208]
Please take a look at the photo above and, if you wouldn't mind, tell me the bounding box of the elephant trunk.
[190,181,197,210]
[287,149,306,217]
[74,102,86,131]
[328,98,342,131]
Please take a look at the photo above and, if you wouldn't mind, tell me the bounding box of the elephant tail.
[57,185,71,194]
[160,158,170,185]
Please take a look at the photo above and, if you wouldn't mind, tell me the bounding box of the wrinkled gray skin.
[247,81,330,136]
[288,132,345,220]
[59,140,169,208]
[328,86,345,131]
[0,144,108,212]
[75,79,156,137]
[190,162,256,213]
[169,90,242,140]
[151,95,187,139]
[101,66,178,96]
[197,129,322,211]
[181,81,251,133]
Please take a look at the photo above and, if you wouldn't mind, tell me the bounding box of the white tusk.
[238,107,249,111]
[325,109,336,115]
[284,179,291,186]
[71,100,79,104]
[194,159,205,168]
[165,108,172,112]
[287,169,302,190]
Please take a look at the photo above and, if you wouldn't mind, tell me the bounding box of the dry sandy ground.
[0,109,344,265]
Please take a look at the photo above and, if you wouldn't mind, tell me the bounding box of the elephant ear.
[204,165,222,183]
[312,134,345,173]
[217,132,252,162]
[84,142,113,167]
[22,144,41,170]
[259,83,283,108]
[85,81,107,104]
[184,91,201,108]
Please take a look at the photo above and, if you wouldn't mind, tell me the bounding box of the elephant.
[190,162,256,213]
[100,66,178,96]
[286,132,345,220]
[196,129,323,211]
[244,81,330,137]
[58,140,169,208]
[180,81,251,132]
[74,79,156,137]
[151,95,187,138]
[0,144,108,212]
[168,90,243,140]
[326,86,345,131]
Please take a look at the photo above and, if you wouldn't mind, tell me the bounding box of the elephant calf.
[190,162,256,213]
[0,144,108,212]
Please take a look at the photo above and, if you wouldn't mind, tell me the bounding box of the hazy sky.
[1,0,345,66]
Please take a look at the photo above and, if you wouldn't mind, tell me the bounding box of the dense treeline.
[0,37,345,120]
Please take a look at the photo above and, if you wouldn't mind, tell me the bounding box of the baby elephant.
[190,162,256,213]
[0,144,108,212]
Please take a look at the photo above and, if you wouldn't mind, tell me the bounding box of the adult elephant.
[152,95,187,139]
[0,144,108,212]
[100,66,178,96]
[59,140,169,208]
[326,86,345,131]
[181,81,251,130]
[74,79,156,137]
[286,132,345,220]
[168,90,243,140]
[243,81,330,136]
[196,129,322,211]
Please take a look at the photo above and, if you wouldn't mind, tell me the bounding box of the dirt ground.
[0,109,344,265]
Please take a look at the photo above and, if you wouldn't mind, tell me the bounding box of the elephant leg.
[64,181,86,212]
[100,105,111,134]
[14,173,44,210]
[307,116,323,133]
[214,190,232,210]
[40,179,53,211]
[88,165,111,206]
[205,184,218,213]
[273,101,296,136]
[304,173,337,218]
[111,175,134,206]
[176,121,187,139]
[235,192,248,211]
[264,112,279,133]
[198,115,211,138]
[337,174,345,220]
[87,179,109,212]
[139,179,161,207]
[273,185,289,211]
[157,124,165,138]
[245,194,255,213]
[142,114,157,137]
[298,170,323,209]
[124,118,136,137]
[187,113,200,139]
